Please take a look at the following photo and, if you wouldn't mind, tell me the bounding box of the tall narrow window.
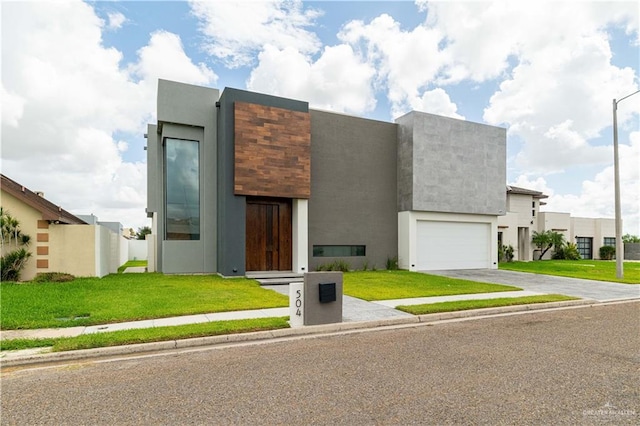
[576,237,593,259]
[165,138,200,240]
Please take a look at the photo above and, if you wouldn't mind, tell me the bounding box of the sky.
[1,0,639,236]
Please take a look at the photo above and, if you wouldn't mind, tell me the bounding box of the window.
[532,201,536,208]
[575,237,593,259]
[532,209,535,217]
[165,138,200,240]
[603,237,615,247]
[313,245,366,257]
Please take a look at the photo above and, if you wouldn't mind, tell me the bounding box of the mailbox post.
[303,271,343,325]
[289,282,305,328]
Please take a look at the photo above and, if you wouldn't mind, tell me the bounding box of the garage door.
[416,221,490,270]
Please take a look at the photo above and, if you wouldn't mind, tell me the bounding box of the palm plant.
[0,207,32,281]
[532,230,565,260]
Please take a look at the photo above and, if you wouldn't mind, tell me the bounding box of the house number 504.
[295,289,302,316]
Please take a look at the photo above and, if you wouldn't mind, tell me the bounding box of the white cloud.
[189,0,322,67]
[408,88,463,120]
[510,175,555,197]
[247,44,376,114]
[339,13,448,117]
[465,2,640,176]
[131,31,217,87]
[107,12,126,30]
[1,1,217,229]
[1,85,25,127]
[129,30,218,125]
[511,132,640,236]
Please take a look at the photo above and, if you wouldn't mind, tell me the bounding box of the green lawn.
[1,273,288,330]
[343,270,520,301]
[397,294,578,315]
[499,260,640,284]
[117,260,148,273]
[0,317,290,352]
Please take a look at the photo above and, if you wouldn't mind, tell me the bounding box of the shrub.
[1,248,32,281]
[599,245,615,260]
[564,243,581,260]
[499,245,514,262]
[553,243,581,260]
[31,272,76,283]
[1,207,32,281]
[386,256,399,270]
[315,260,350,272]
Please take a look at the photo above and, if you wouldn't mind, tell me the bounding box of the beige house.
[1,174,126,280]
[498,186,616,261]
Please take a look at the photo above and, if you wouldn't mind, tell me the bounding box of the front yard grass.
[343,270,520,301]
[499,260,640,284]
[0,273,288,330]
[117,260,148,273]
[0,317,290,352]
[397,294,578,315]
[1,270,532,353]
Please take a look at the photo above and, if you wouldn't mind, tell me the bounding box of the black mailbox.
[318,282,336,303]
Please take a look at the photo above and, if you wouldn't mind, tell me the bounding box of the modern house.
[146,79,506,276]
[0,174,131,280]
[498,185,617,260]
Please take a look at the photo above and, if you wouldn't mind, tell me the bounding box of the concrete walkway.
[427,269,640,302]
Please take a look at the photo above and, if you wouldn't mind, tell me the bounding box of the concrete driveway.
[426,269,640,302]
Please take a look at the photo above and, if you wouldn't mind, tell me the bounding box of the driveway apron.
[426,269,640,302]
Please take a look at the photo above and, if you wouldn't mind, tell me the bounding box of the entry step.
[246,271,304,286]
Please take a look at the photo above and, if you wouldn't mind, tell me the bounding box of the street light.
[612,89,639,279]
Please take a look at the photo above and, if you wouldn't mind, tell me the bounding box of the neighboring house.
[0,174,126,280]
[146,79,506,276]
[498,185,617,260]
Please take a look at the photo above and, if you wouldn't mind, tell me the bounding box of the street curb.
[0,299,628,369]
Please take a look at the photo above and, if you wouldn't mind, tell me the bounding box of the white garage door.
[416,221,490,270]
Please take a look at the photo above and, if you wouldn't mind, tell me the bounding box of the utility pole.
[612,89,639,279]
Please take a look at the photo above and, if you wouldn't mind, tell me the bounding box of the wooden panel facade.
[234,102,311,199]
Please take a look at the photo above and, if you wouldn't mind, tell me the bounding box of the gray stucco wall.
[216,88,309,276]
[396,111,506,215]
[151,79,218,274]
[309,110,398,271]
[146,124,160,217]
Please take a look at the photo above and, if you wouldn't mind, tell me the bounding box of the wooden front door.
[246,197,292,271]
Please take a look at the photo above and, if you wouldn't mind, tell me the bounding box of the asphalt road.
[2,302,638,425]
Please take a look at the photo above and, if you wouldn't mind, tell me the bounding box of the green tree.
[531,230,565,260]
[136,226,152,240]
[622,234,640,243]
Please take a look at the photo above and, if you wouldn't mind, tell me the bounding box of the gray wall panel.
[309,110,398,271]
[397,111,506,215]
[396,115,414,212]
[146,124,160,216]
[153,80,218,274]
